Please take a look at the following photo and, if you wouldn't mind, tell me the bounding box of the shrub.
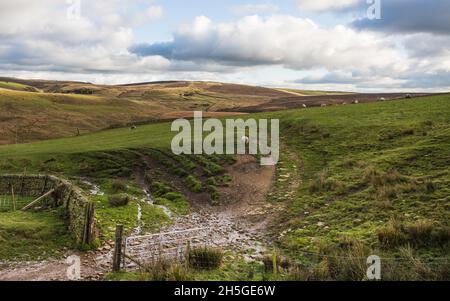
[150,181,172,197]
[188,247,223,269]
[111,180,127,193]
[186,176,203,193]
[163,192,185,201]
[206,185,220,205]
[108,194,130,207]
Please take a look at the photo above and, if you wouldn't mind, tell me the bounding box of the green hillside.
[0,95,449,279]
[0,81,39,92]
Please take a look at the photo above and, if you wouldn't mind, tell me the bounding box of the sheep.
[302,104,307,108]
[241,136,250,145]
[130,126,137,131]
[321,104,327,107]
[353,100,359,104]
[379,97,386,102]
[405,94,412,99]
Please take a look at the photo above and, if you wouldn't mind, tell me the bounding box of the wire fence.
[0,195,34,212]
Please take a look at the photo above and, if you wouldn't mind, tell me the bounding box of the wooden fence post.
[112,224,124,272]
[83,202,94,245]
[11,185,16,211]
[185,240,191,269]
[272,249,278,274]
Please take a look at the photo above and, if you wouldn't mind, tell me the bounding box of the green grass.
[261,95,450,269]
[0,210,75,261]
[93,194,170,240]
[0,81,38,92]
[0,195,35,212]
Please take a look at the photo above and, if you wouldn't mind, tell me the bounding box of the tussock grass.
[188,247,224,270]
[378,218,450,249]
[309,169,345,194]
[108,194,130,207]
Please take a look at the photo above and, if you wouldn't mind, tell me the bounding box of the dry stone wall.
[0,174,95,245]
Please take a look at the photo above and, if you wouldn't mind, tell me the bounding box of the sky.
[0,0,449,92]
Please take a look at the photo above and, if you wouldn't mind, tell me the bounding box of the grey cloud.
[352,0,450,35]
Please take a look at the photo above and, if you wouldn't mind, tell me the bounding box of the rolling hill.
[0,77,435,145]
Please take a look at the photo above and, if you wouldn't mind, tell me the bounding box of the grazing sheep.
[353,100,359,104]
[321,104,327,107]
[406,94,412,99]
[241,136,249,145]
[130,126,137,131]
[342,102,347,105]
[302,104,307,108]
[379,97,386,102]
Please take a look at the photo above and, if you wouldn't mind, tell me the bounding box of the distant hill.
[0,77,437,145]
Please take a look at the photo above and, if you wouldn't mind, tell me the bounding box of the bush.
[207,185,220,205]
[150,181,172,197]
[111,180,127,193]
[163,192,185,201]
[188,247,223,269]
[108,194,130,207]
[186,176,203,193]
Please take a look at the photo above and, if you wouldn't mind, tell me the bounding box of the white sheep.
[302,104,307,108]
[241,136,250,145]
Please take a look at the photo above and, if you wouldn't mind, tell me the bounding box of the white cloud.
[133,15,409,75]
[297,0,359,12]
[0,0,168,74]
[231,3,280,15]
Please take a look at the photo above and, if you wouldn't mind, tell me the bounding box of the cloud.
[133,5,164,26]
[352,0,450,35]
[131,15,408,75]
[295,72,359,84]
[296,0,360,12]
[231,3,280,15]
[0,0,168,74]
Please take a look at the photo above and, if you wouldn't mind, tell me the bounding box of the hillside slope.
[0,77,435,145]
[0,95,449,280]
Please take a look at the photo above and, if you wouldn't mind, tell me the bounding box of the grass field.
[0,81,39,92]
[0,94,449,279]
[0,209,75,261]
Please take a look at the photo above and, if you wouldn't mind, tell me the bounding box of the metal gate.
[123,227,211,270]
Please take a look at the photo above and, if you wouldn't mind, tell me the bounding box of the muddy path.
[0,155,280,280]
